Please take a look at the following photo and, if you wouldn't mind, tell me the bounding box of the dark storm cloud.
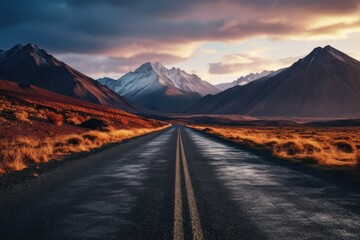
[0,0,359,74]
[1,0,359,52]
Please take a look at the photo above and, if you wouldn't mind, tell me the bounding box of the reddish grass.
[46,111,63,126]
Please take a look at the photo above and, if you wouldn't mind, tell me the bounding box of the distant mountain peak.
[308,45,341,56]
[23,43,40,51]
[188,46,360,118]
[11,43,24,51]
[0,43,138,112]
[216,70,273,91]
[25,44,52,66]
[295,45,357,69]
[99,61,219,111]
[136,62,165,73]
[3,44,24,57]
[8,43,41,55]
[0,43,59,67]
[150,61,163,68]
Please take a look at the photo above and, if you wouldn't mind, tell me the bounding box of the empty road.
[0,126,360,239]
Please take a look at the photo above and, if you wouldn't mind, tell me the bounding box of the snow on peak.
[150,62,164,71]
[130,62,219,95]
[216,70,273,91]
[99,62,219,100]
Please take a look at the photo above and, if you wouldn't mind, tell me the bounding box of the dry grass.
[15,110,31,123]
[0,95,163,134]
[189,125,360,168]
[66,115,85,125]
[0,126,170,174]
[0,95,168,174]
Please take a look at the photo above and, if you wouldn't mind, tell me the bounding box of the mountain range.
[0,44,138,112]
[1,43,359,119]
[186,45,360,118]
[215,70,273,91]
[99,62,219,112]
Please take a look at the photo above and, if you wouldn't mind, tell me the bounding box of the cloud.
[58,52,186,79]
[208,53,303,75]
[1,0,359,52]
[0,0,359,76]
[209,53,269,74]
[308,20,360,36]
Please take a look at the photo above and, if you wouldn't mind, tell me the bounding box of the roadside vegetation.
[190,125,360,168]
[0,126,168,173]
[0,95,169,174]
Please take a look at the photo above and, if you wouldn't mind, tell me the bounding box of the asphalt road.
[0,126,360,239]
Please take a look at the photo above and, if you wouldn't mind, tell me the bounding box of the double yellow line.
[173,127,204,240]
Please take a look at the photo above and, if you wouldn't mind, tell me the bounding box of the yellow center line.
[179,128,204,240]
[173,127,184,240]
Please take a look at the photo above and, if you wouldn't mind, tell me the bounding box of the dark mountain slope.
[0,43,139,112]
[186,46,360,118]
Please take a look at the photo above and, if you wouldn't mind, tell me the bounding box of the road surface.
[0,126,360,239]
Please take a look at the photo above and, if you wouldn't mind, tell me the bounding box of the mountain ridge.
[186,45,360,118]
[216,70,273,91]
[0,43,139,113]
[99,61,219,112]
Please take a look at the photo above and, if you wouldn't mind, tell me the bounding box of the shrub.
[80,118,109,130]
[274,142,302,156]
[203,128,211,132]
[303,144,320,154]
[66,136,83,146]
[334,142,354,153]
[46,111,63,126]
[83,133,98,141]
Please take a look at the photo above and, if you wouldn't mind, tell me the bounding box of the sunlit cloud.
[208,53,303,75]
[0,0,360,79]
[58,53,187,79]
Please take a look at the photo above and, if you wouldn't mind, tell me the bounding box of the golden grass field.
[0,94,169,174]
[190,125,360,168]
[0,126,168,174]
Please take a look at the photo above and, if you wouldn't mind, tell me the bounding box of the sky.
[1,0,360,84]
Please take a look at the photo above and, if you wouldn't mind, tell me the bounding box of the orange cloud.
[208,53,303,75]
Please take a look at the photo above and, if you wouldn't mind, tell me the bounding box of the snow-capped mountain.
[0,43,139,112]
[99,62,219,112]
[186,45,360,118]
[216,70,273,91]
